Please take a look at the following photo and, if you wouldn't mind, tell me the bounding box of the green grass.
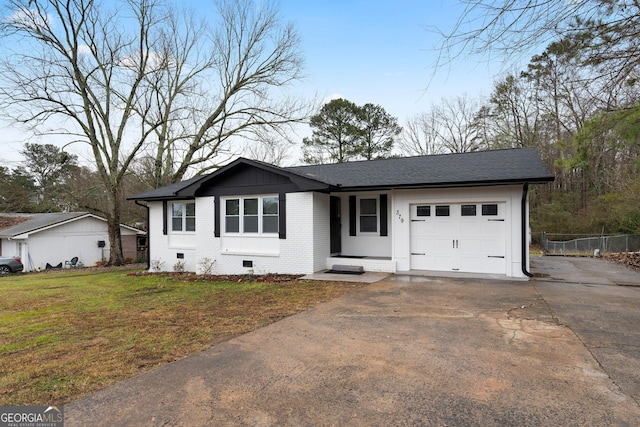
[0,268,365,405]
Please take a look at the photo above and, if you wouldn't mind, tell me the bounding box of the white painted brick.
[147,200,197,272]
[181,192,327,275]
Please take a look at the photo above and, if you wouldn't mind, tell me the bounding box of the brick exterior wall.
[147,200,197,272]
[312,193,331,271]
[195,197,219,274]
[186,192,330,275]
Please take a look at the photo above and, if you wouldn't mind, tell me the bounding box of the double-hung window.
[225,199,240,233]
[262,196,279,233]
[172,202,196,232]
[224,195,278,235]
[359,198,378,233]
[243,198,259,232]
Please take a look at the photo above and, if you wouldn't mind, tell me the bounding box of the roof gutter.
[135,200,150,271]
[521,183,533,278]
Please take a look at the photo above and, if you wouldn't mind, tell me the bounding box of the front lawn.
[0,268,365,405]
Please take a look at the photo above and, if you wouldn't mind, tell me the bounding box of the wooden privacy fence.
[542,233,640,255]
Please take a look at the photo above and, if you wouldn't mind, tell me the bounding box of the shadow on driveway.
[66,257,640,426]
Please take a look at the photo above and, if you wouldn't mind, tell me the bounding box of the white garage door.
[410,202,507,274]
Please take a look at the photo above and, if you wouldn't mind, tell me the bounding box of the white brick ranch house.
[129,148,554,278]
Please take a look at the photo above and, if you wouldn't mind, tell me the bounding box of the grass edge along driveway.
[0,268,366,405]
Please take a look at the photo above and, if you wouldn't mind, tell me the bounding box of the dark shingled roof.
[285,148,554,189]
[126,175,205,201]
[128,148,554,200]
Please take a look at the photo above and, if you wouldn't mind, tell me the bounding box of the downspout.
[521,184,533,277]
[135,201,151,271]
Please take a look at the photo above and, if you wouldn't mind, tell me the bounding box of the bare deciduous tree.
[240,128,295,167]
[436,1,640,86]
[398,94,482,156]
[398,112,444,156]
[434,95,483,153]
[0,0,306,265]
[136,0,308,186]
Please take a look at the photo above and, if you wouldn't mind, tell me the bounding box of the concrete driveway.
[66,257,640,426]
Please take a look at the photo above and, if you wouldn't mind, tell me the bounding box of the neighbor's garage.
[410,202,507,274]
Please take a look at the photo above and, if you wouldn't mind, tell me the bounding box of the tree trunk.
[106,185,125,266]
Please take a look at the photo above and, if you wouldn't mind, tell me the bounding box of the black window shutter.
[349,195,356,236]
[278,193,286,239]
[162,201,168,235]
[214,196,220,237]
[380,194,388,236]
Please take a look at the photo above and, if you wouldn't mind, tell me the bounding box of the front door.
[330,196,341,254]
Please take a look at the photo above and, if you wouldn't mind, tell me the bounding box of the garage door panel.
[484,219,506,234]
[460,254,505,274]
[459,221,479,235]
[481,239,505,256]
[458,237,482,254]
[471,219,505,257]
[430,237,457,270]
[410,213,453,270]
[410,221,439,252]
[410,202,507,274]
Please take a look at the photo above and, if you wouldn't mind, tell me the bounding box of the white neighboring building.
[0,212,145,271]
[129,148,554,279]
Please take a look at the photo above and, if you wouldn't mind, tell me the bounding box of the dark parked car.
[0,256,24,274]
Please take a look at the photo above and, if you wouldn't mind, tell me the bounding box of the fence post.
[542,232,547,255]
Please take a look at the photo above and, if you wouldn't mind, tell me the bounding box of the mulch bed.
[127,271,304,283]
[17,264,313,284]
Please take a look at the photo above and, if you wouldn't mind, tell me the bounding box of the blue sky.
[276,0,500,121]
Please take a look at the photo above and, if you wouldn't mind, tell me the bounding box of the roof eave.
[127,194,196,202]
[331,177,555,192]
[8,233,29,239]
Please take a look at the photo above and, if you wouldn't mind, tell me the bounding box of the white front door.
[410,202,507,274]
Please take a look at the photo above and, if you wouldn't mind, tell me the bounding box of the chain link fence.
[541,233,640,255]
